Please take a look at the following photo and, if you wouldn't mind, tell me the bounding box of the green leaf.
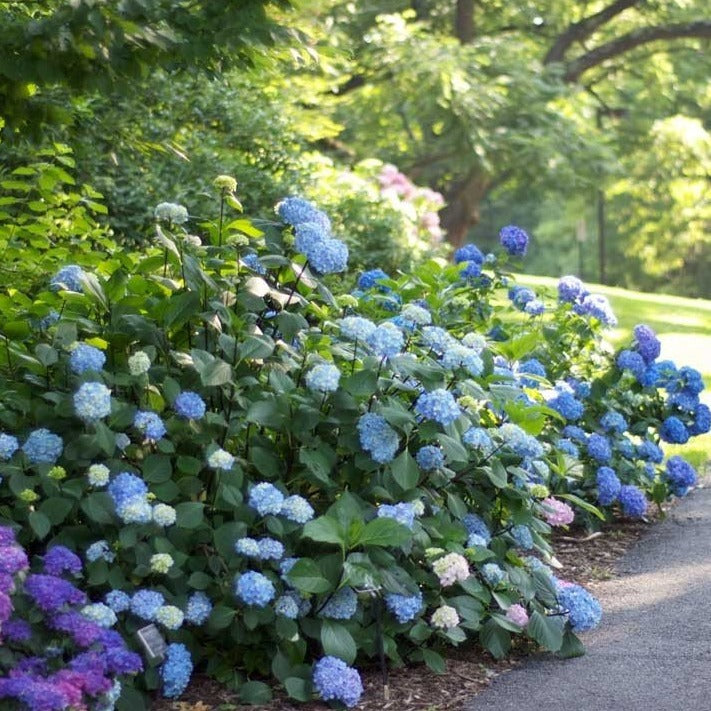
[174,502,204,529]
[239,334,274,360]
[29,511,51,539]
[287,558,332,594]
[480,618,511,659]
[207,604,235,630]
[558,628,586,658]
[437,433,469,463]
[486,460,508,488]
[142,454,172,483]
[239,681,272,705]
[422,649,446,674]
[302,517,346,548]
[187,572,212,590]
[527,611,564,652]
[556,493,605,521]
[34,344,58,366]
[201,359,232,387]
[81,492,115,525]
[39,497,74,525]
[390,450,420,491]
[320,620,357,664]
[352,518,411,548]
[93,422,116,456]
[284,677,311,702]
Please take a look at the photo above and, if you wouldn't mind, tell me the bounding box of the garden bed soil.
[154,505,668,711]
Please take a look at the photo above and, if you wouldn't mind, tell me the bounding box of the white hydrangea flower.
[128,351,151,376]
[152,503,177,527]
[432,552,470,587]
[208,448,235,470]
[431,604,459,629]
[155,605,184,630]
[87,464,110,487]
[150,553,174,574]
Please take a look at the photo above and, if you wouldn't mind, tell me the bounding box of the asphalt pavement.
[464,479,711,711]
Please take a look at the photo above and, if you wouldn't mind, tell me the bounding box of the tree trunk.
[455,0,475,44]
[440,170,491,248]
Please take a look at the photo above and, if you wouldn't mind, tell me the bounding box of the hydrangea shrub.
[0,177,704,707]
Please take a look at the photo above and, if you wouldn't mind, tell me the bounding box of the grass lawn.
[518,274,711,469]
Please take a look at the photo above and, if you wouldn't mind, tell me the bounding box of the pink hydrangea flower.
[542,497,575,526]
[506,603,529,627]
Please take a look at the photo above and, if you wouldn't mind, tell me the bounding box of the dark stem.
[374,596,389,700]
[218,191,226,247]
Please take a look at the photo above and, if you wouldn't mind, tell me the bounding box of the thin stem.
[283,261,308,311]
[374,596,389,700]
[218,191,226,247]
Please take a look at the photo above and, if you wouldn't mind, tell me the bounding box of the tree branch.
[544,0,641,64]
[563,21,711,82]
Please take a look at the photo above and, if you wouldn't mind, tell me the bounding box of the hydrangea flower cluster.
[133,410,166,441]
[69,343,106,374]
[50,264,85,292]
[320,587,358,620]
[174,391,206,420]
[416,445,445,471]
[385,591,424,623]
[596,467,621,505]
[415,388,461,426]
[664,456,697,496]
[506,603,529,627]
[234,571,276,607]
[367,322,404,357]
[358,412,399,463]
[160,642,193,698]
[312,656,363,708]
[541,497,575,526]
[305,363,341,393]
[377,502,417,529]
[74,382,112,421]
[555,580,602,632]
[432,552,470,586]
[618,485,648,518]
[340,316,377,342]
[22,428,63,464]
[499,225,530,256]
[431,604,460,629]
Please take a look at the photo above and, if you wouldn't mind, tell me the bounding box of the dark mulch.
[153,505,670,711]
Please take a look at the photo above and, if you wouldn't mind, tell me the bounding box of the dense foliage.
[0,160,706,708]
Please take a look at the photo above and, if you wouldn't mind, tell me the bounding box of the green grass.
[518,274,711,468]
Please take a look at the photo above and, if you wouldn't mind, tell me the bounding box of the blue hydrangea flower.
[415,389,461,426]
[508,285,536,310]
[674,366,705,395]
[562,425,587,442]
[134,411,167,440]
[130,590,165,620]
[665,456,697,496]
[0,434,19,461]
[105,590,131,613]
[377,502,416,530]
[637,439,664,463]
[462,513,491,544]
[258,538,285,560]
[43,545,82,576]
[357,413,399,463]
[50,264,85,292]
[74,382,112,421]
[280,494,315,523]
[454,244,484,264]
[619,485,647,517]
[305,363,340,393]
[568,379,591,399]
[22,428,63,464]
[617,349,646,379]
[421,326,456,355]
[578,293,617,327]
[358,268,390,290]
[174,391,206,420]
[320,587,358,620]
[385,591,424,623]
[668,390,699,413]
[511,525,533,549]
[275,593,300,619]
[596,466,621,505]
[235,537,261,558]
[462,427,493,454]
[660,416,689,444]
[524,299,545,315]
[586,433,611,463]
[499,423,543,459]
[367,322,404,358]
[558,276,586,303]
[242,253,266,274]
[161,642,193,699]
[441,344,484,376]
[313,656,363,708]
[460,260,482,279]
[690,403,711,436]
[294,221,329,254]
[38,310,60,329]
[248,482,284,516]
[416,445,445,471]
[557,438,579,458]
[185,592,212,625]
[86,540,115,564]
[616,437,635,459]
[499,225,529,256]
[234,571,276,607]
[556,581,602,632]
[633,324,661,364]
[108,472,151,524]
[276,196,331,231]
[467,533,488,547]
[518,358,546,388]
[69,343,106,374]
[339,316,377,342]
[481,563,505,586]
[548,391,584,422]
[600,411,628,434]
[306,238,348,274]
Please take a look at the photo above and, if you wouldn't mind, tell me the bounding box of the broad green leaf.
[390,450,420,491]
[320,620,357,664]
[352,518,411,548]
[527,610,564,651]
[302,516,346,548]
